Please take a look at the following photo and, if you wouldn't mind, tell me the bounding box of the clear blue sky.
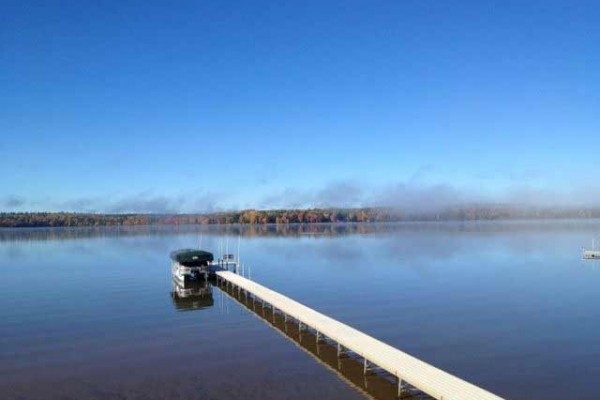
[2,1,599,212]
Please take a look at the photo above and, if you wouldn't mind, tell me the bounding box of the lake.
[1,221,599,400]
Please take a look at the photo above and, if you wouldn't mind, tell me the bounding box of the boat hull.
[171,262,209,282]
[583,250,600,260]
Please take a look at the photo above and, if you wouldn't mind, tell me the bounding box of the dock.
[218,278,419,399]
[216,270,504,400]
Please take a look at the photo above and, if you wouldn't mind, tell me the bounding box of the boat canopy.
[170,249,214,266]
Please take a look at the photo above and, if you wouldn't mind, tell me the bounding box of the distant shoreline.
[3,207,600,228]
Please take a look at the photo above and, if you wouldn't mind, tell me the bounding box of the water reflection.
[216,281,431,400]
[3,219,600,243]
[2,222,600,399]
[171,279,214,311]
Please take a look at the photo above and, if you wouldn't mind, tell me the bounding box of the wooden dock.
[216,270,504,400]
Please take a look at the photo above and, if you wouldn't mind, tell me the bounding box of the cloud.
[501,185,600,208]
[258,180,600,213]
[371,182,476,212]
[313,181,364,208]
[61,197,101,213]
[1,195,26,210]
[105,194,182,214]
[98,191,223,214]
[19,191,223,214]
[258,181,364,209]
[259,188,315,209]
[408,164,436,183]
[259,180,475,212]
[187,192,223,213]
[6,180,600,214]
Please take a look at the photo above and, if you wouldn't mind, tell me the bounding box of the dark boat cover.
[170,249,214,266]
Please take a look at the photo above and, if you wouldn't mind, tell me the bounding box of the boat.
[170,240,242,283]
[582,239,600,260]
[170,249,214,283]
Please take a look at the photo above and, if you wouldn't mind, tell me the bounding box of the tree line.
[2,206,600,227]
[0,209,393,227]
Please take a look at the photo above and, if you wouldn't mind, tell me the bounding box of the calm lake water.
[1,221,600,400]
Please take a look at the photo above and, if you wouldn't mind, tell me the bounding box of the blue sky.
[2,1,599,212]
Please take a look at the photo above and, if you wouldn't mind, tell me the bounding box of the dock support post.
[397,377,406,398]
[272,307,276,323]
[337,343,341,357]
[363,358,368,375]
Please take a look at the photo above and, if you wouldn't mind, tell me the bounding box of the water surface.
[1,222,600,399]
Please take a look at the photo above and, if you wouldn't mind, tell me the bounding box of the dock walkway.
[216,270,504,400]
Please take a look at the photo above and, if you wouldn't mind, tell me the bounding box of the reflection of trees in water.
[0,224,394,243]
[1,220,599,243]
[218,282,431,400]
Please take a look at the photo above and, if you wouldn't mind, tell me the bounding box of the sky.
[1,1,599,213]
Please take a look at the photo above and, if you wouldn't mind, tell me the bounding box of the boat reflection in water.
[171,278,214,311]
[216,280,427,400]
